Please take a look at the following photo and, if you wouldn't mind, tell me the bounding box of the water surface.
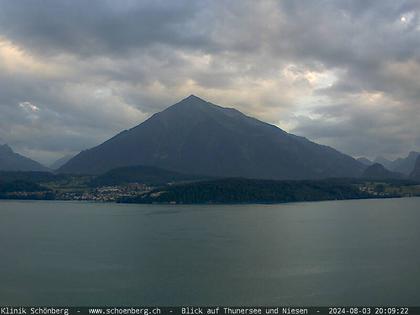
[0,198,419,305]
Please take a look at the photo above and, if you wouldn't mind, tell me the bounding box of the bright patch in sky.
[19,101,39,112]
[400,12,415,25]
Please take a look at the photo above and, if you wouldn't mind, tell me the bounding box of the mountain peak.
[162,95,235,119]
[171,94,211,109]
[158,95,266,129]
[186,94,203,101]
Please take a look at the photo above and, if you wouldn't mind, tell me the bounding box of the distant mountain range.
[0,144,48,172]
[358,152,420,175]
[388,151,420,175]
[49,154,74,170]
[59,95,365,179]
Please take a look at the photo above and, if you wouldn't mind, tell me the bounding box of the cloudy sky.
[0,0,419,165]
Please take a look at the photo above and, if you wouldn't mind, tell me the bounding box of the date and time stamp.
[326,307,409,315]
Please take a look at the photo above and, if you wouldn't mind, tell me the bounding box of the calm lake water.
[0,198,419,306]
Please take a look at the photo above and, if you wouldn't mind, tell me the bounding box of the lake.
[0,198,419,306]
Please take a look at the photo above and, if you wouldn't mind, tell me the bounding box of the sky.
[0,0,419,165]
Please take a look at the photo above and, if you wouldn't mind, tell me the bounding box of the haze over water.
[0,198,419,306]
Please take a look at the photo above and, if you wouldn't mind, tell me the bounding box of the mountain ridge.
[0,144,49,172]
[390,151,420,175]
[361,163,404,180]
[371,151,419,175]
[357,157,374,166]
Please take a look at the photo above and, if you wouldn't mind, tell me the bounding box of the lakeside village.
[59,183,152,201]
[4,183,153,202]
[2,179,420,203]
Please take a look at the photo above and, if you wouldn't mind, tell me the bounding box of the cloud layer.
[0,0,419,164]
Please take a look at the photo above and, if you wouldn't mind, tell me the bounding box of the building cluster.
[357,182,420,198]
[56,183,152,202]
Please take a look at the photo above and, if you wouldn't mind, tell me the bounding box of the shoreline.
[1,194,416,206]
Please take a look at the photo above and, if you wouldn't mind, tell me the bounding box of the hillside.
[90,165,209,187]
[357,157,374,166]
[361,163,404,180]
[119,178,370,204]
[0,144,49,172]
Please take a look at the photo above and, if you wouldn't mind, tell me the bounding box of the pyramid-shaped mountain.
[0,144,48,171]
[59,95,364,179]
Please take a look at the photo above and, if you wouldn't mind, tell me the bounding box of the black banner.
[0,306,416,315]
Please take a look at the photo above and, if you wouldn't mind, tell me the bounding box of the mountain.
[409,156,420,180]
[357,157,374,166]
[372,152,419,175]
[389,151,420,175]
[361,163,404,180]
[90,165,209,187]
[373,156,393,170]
[49,154,74,170]
[0,144,49,172]
[59,95,365,179]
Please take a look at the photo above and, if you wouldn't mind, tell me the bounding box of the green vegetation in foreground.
[118,177,410,204]
[0,179,54,200]
[0,171,93,200]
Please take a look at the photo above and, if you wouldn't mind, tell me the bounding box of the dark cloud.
[0,0,208,57]
[0,0,419,163]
